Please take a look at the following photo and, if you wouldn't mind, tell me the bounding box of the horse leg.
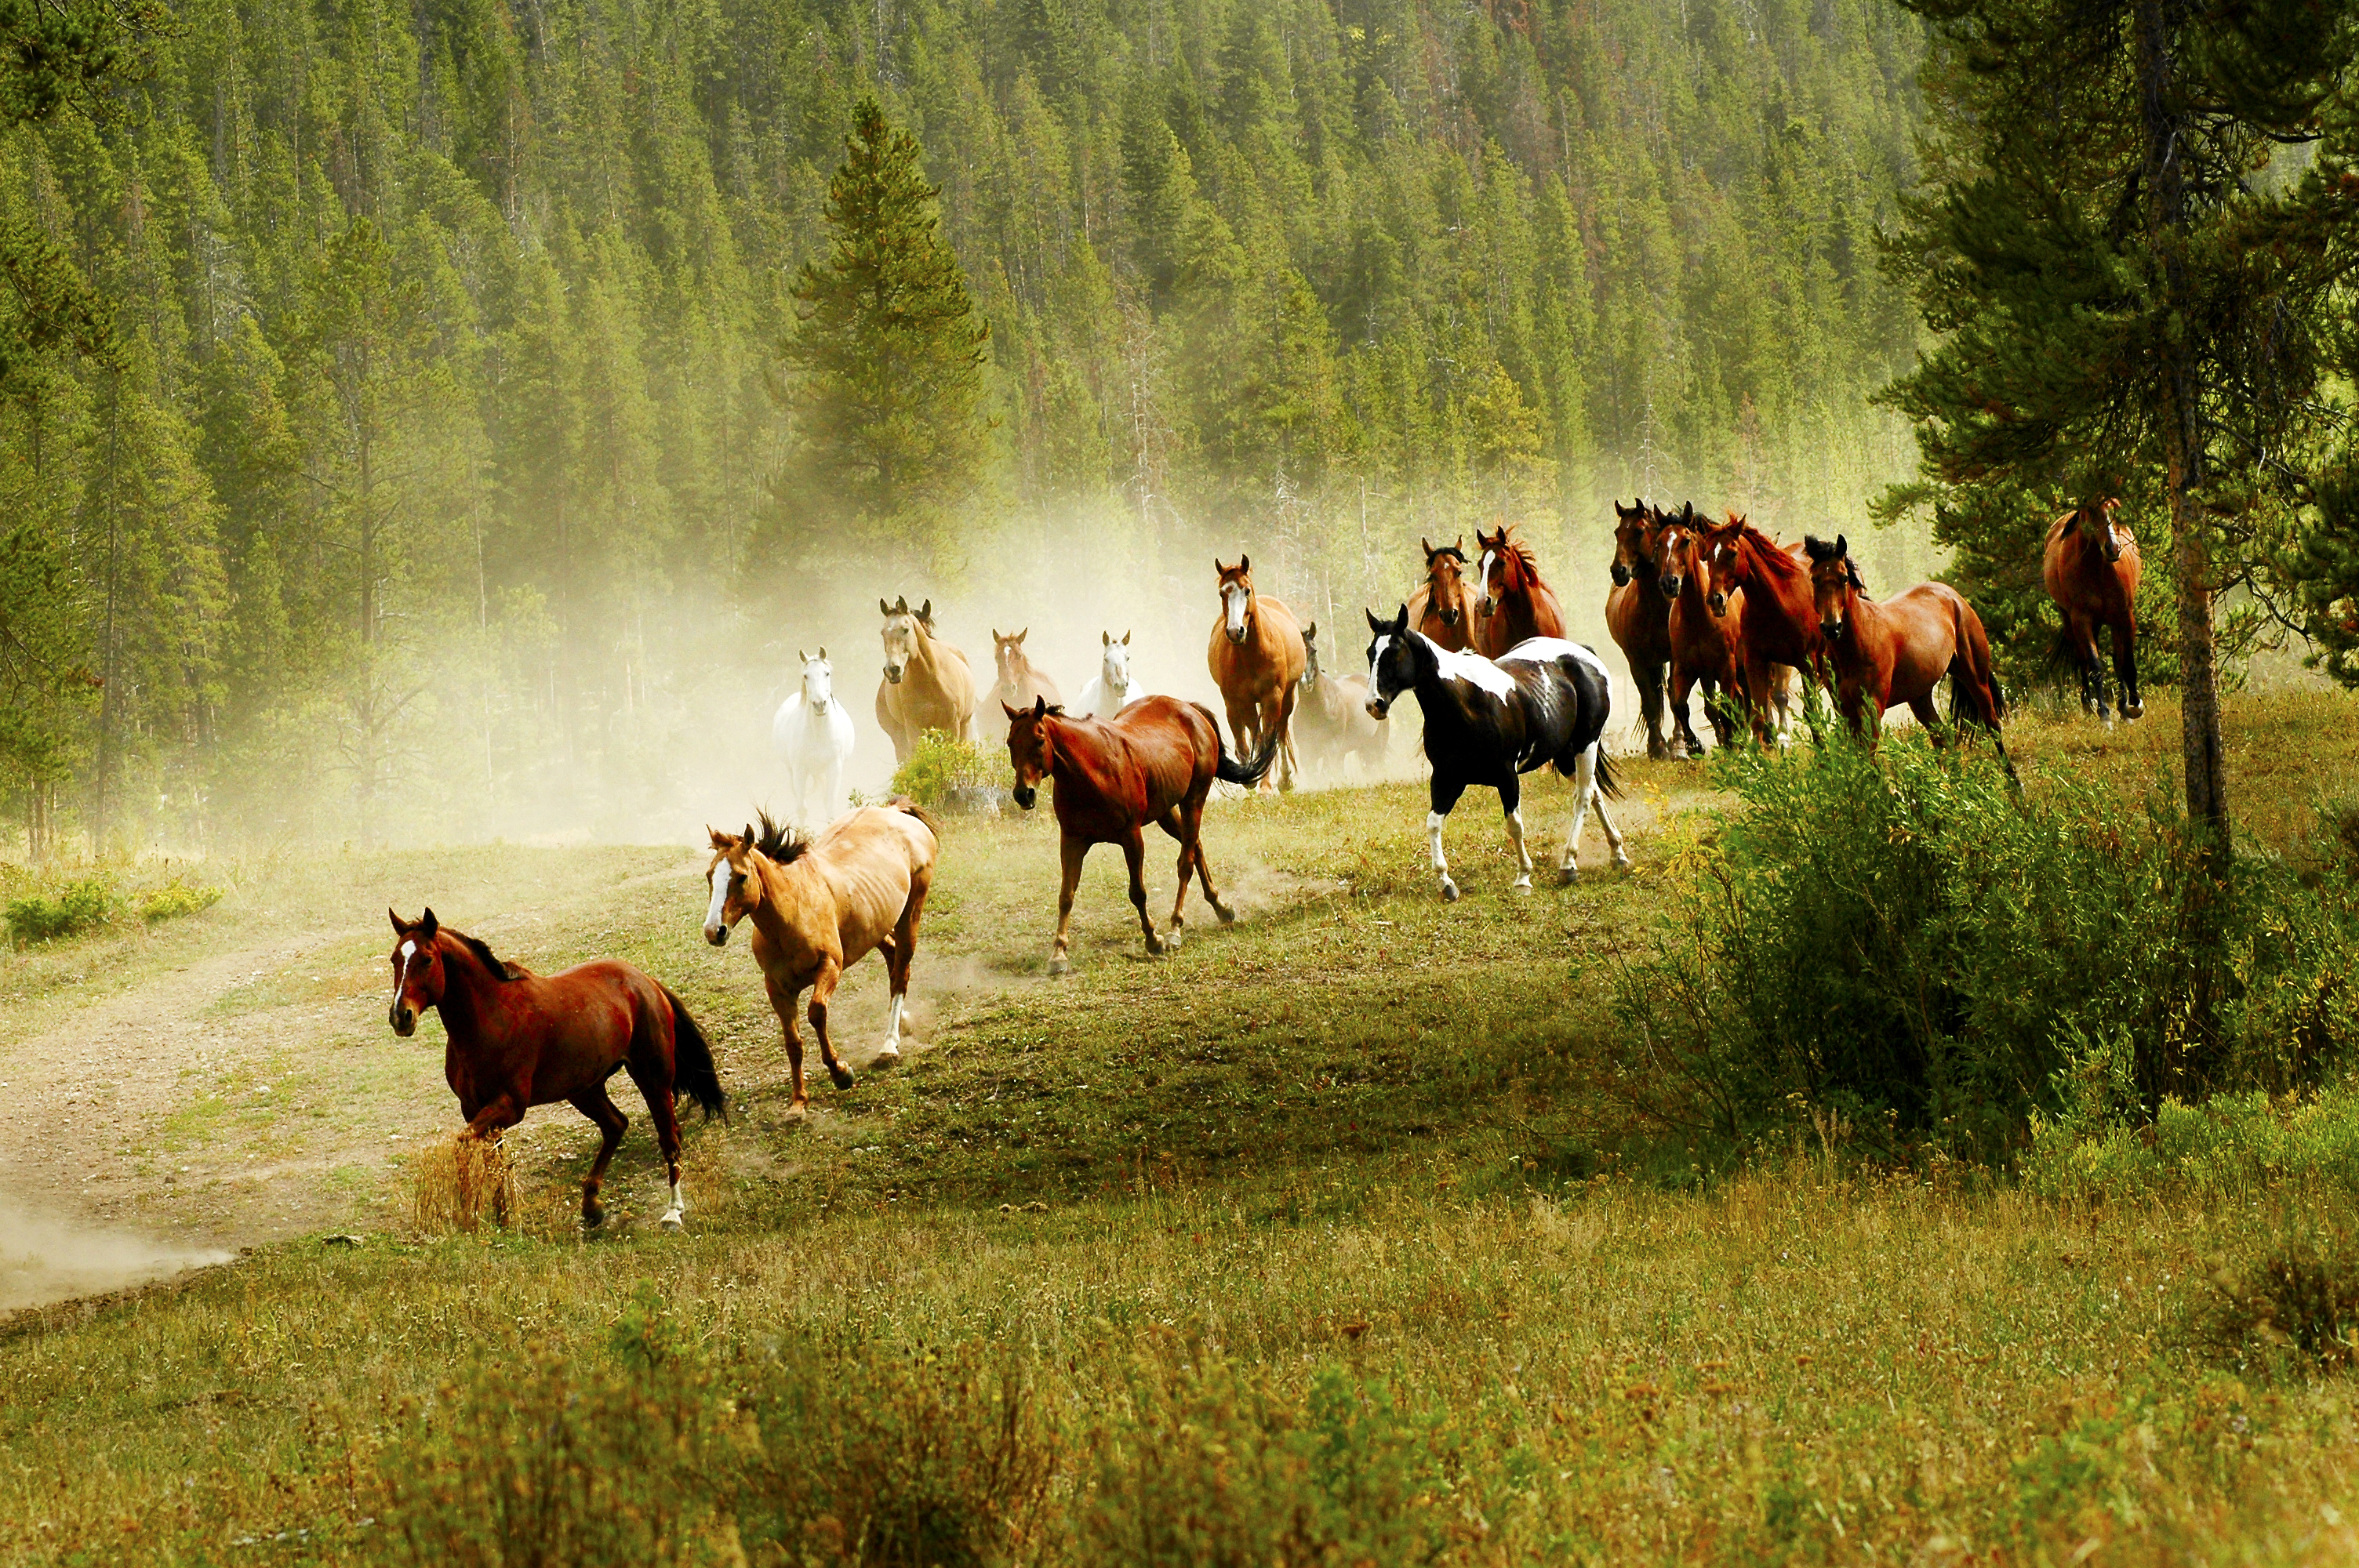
[770,977,812,1120]
[823,758,845,822]
[878,875,929,1065]
[624,1057,688,1232]
[1179,797,1236,925]
[2070,616,2110,723]
[1909,695,1943,742]
[805,959,856,1092]
[1121,829,1165,956]
[1158,810,1192,947]
[1429,775,1468,902]
[1641,656,1669,760]
[1275,688,1300,793]
[2112,617,2143,720]
[1569,742,1631,877]
[1667,662,1704,758]
[1501,775,1535,894]
[567,1084,628,1230]
[1049,833,1089,976]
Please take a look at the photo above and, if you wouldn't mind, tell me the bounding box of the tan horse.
[1406,537,1476,652]
[876,596,976,764]
[1206,556,1306,791]
[986,628,1060,737]
[702,801,937,1118]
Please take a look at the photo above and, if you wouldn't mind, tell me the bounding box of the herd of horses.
[386,498,2140,1230]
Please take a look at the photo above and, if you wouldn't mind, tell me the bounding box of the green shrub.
[2194,1221,2359,1377]
[140,877,221,924]
[1610,733,2359,1156]
[2023,1084,2359,1203]
[889,731,1013,812]
[3,877,122,946]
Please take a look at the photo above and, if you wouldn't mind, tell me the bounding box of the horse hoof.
[1510,877,1532,895]
[783,1102,809,1123]
[660,1212,684,1234]
[581,1207,606,1232]
[1560,866,1580,887]
[1215,906,1237,925]
[1441,880,1460,903]
[871,1046,902,1069]
[830,1065,856,1091]
[1047,954,1070,978]
[1165,927,1184,950]
[1613,854,1633,873]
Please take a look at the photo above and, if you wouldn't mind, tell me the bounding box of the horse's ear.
[1421,535,1434,557]
[1016,627,1027,642]
[1392,603,1411,633]
[1835,533,1848,558]
[797,648,808,664]
[1032,695,1048,717]
[918,599,932,622]
[1306,619,1318,640]
[1121,630,1131,644]
[707,825,730,848]
[1239,553,1250,575]
[879,597,893,616]
[743,823,756,848]
[420,908,439,939]
[817,645,827,660]
[1681,501,1695,521]
[990,628,1001,642]
[389,906,405,935]
[1101,630,1110,645]
[1001,701,1023,720]
[1366,607,1387,633]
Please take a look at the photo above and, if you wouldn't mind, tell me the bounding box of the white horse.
[772,649,856,828]
[1075,631,1144,717]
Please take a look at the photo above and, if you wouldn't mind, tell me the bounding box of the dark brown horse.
[387,909,725,1231]
[1653,508,1743,755]
[2044,499,2143,723]
[1606,499,1674,759]
[1407,537,1477,652]
[1805,535,2007,746]
[1208,556,1306,790]
[1003,695,1278,975]
[987,628,1060,736]
[1700,512,1824,744]
[1471,524,1567,658]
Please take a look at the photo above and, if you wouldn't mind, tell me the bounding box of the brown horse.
[1207,556,1306,791]
[1606,499,1674,759]
[2044,499,2143,723]
[1700,512,1825,744]
[1295,620,1388,777]
[703,801,938,1117]
[387,908,725,1231]
[1471,524,1568,658]
[987,628,1060,736]
[1653,508,1743,755]
[1804,535,2008,749]
[876,596,977,764]
[1406,537,1477,652]
[1003,694,1278,975]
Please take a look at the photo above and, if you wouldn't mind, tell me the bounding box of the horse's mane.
[446,928,522,982]
[1488,529,1541,583]
[1725,515,1808,591]
[752,808,810,865]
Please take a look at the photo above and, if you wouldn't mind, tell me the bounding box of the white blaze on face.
[390,938,416,1008]
[1223,582,1250,638]
[1477,550,1499,604]
[1366,633,1394,696]
[703,860,732,937]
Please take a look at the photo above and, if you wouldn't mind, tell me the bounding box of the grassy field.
[4,691,2359,1565]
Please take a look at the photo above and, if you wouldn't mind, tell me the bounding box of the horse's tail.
[1591,743,1624,801]
[660,984,729,1123]
[885,794,941,839]
[1950,599,2005,731]
[1216,720,1284,788]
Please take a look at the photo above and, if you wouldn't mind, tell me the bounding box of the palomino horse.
[876,596,977,764]
[387,908,725,1231]
[1804,535,2008,752]
[772,649,856,828]
[1003,694,1278,974]
[987,628,1061,736]
[1471,524,1568,658]
[1078,631,1143,717]
[1653,506,1742,755]
[1406,537,1477,652]
[1207,557,1306,790]
[1364,607,1627,898]
[1294,621,1387,777]
[1700,513,1825,745]
[1606,499,1674,759]
[703,802,937,1116]
[2044,499,2143,724]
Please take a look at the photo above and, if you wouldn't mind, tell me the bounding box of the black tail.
[1591,745,1623,801]
[1215,720,1284,788]
[661,985,729,1122]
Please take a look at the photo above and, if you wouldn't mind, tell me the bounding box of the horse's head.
[1216,557,1256,644]
[1473,526,1515,618]
[703,823,767,946]
[798,648,834,713]
[1302,621,1323,682]
[1652,504,1698,603]
[1003,695,1063,810]
[992,628,1028,690]
[1702,515,1749,619]
[878,596,926,684]
[385,907,444,1036]
[1610,502,1657,589]
[2091,498,2129,564]
[1420,537,1469,628]
[1804,534,1864,642]
[1100,630,1132,690]
[1363,604,1423,720]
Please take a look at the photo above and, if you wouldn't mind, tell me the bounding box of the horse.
[1293,620,1387,777]
[1605,499,1674,759]
[386,908,725,1232]
[1077,631,1144,717]
[1406,537,1477,652]
[1653,506,1743,755]
[2043,499,2143,724]
[1804,535,2008,751]
[1699,512,1825,745]
[986,628,1061,736]
[1362,606,1628,898]
[876,596,977,764]
[772,649,856,829]
[703,801,937,1117]
[1002,694,1278,974]
[1207,556,1306,791]
[1471,524,1568,658]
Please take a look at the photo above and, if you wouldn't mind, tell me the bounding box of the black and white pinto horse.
[1363,606,1628,900]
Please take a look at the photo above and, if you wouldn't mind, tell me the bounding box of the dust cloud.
[0,1200,233,1313]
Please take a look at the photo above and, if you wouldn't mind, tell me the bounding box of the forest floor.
[3,688,2357,1564]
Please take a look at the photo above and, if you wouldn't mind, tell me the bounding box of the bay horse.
[772,649,856,828]
[1471,524,1568,658]
[1207,556,1306,791]
[2044,499,2143,723]
[1804,535,2008,754]
[1363,607,1627,898]
[987,628,1061,736]
[1078,631,1143,717]
[1699,512,1824,745]
[1295,621,1387,777]
[386,908,725,1231]
[1652,506,1742,755]
[1003,694,1278,974]
[704,802,937,1116]
[1406,537,1476,652]
[1605,499,1674,759]
[876,596,977,764]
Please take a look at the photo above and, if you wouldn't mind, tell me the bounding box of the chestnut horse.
[1653,506,1743,755]
[1407,537,1477,652]
[1004,694,1278,974]
[1606,499,1674,759]
[876,596,977,764]
[703,802,938,1116]
[387,908,725,1231]
[1804,535,2008,750]
[1471,524,1568,658]
[987,628,1060,737]
[1700,513,1824,744]
[1207,556,1306,791]
[2044,499,2143,724]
